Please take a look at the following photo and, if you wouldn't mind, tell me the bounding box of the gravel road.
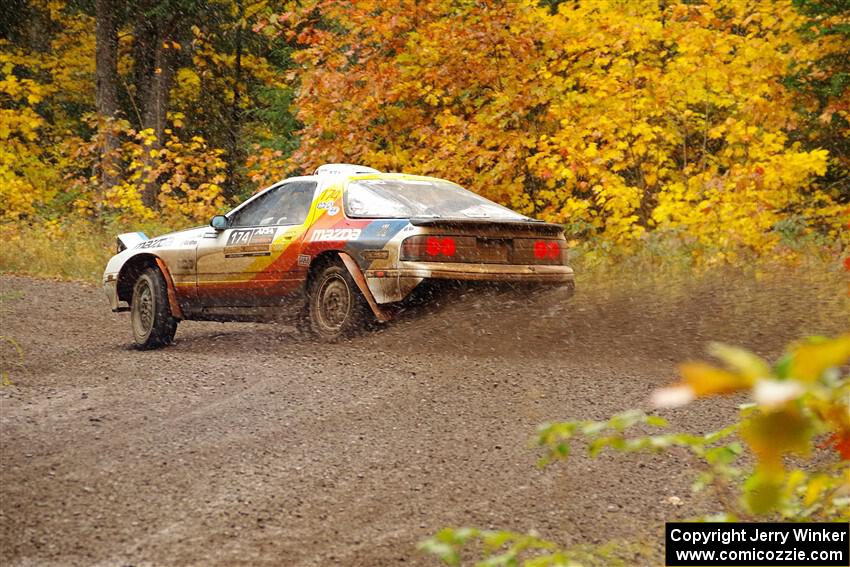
[1,273,846,566]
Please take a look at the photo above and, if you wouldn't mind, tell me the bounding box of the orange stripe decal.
[338,252,390,322]
[155,257,186,320]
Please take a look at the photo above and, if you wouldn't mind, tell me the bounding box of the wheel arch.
[304,250,345,291]
[116,253,160,304]
[304,250,390,322]
[118,253,185,320]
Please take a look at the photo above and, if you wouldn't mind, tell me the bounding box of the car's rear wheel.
[305,261,369,341]
[131,267,178,349]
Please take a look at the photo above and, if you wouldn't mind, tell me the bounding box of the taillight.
[426,237,441,256]
[402,236,462,261]
[402,235,565,264]
[440,237,456,256]
[533,240,560,260]
[514,238,566,264]
[425,236,457,258]
[533,241,546,259]
[424,236,456,257]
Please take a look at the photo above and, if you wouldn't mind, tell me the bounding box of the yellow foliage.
[653,334,850,517]
[742,409,814,473]
[286,0,848,261]
[1,0,847,261]
[680,362,752,396]
[244,144,289,190]
[789,334,850,382]
[0,49,59,220]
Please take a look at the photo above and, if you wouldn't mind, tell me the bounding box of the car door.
[195,180,318,306]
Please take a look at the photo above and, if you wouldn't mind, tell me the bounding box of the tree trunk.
[142,37,177,144]
[225,0,245,197]
[136,17,178,209]
[95,0,120,189]
[131,11,157,129]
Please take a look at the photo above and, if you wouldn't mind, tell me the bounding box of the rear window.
[344,178,527,220]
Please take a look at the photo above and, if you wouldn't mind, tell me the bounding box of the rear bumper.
[367,262,575,284]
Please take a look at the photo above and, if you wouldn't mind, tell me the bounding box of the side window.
[230,181,316,227]
[230,184,284,228]
[268,181,316,225]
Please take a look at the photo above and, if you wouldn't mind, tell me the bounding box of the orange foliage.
[270,0,849,260]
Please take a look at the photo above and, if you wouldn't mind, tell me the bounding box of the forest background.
[0,0,848,279]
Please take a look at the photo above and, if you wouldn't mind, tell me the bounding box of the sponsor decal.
[376,223,390,237]
[327,206,339,216]
[177,258,195,270]
[297,254,311,267]
[135,237,173,249]
[320,189,342,201]
[224,252,271,258]
[227,227,275,246]
[310,228,361,242]
[182,239,197,246]
[225,227,275,257]
[361,249,389,261]
[316,200,336,210]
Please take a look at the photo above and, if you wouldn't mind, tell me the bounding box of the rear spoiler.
[408,218,564,234]
[116,232,149,253]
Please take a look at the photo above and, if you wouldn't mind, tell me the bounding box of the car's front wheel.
[305,261,370,341]
[131,267,178,349]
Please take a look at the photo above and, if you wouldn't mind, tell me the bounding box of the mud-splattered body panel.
[103,173,574,318]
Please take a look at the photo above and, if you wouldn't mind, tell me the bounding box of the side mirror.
[210,215,229,231]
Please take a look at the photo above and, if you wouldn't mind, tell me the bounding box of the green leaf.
[645,415,669,427]
[418,539,461,566]
[744,470,784,515]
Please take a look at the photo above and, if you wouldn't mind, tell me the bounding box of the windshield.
[344,178,529,220]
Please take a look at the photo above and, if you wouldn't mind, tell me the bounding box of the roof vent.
[313,163,381,176]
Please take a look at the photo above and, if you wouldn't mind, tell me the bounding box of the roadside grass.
[570,238,849,349]
[574,242,848,308]
[0,220,177,283]
[571,233,847,296]
[1,219,847,339]
[0,290,25,302]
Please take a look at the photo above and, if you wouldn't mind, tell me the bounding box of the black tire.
[130,267,178,349]
[305,261,370,341]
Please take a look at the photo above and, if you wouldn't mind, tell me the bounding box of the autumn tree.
[1,0,299,223]
[1,0,846,262]
[787,0,850,203]
[271,0,848,261]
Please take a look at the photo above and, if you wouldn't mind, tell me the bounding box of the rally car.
[103,164,575,348]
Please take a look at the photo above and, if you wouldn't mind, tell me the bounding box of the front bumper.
[103,275,128,312]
